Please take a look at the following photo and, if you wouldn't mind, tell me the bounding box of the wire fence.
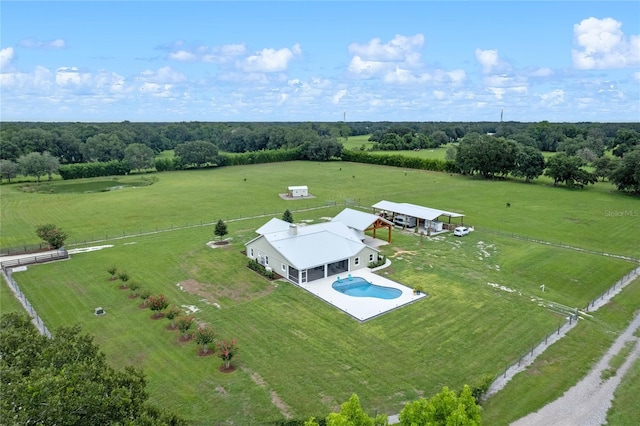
[583,267,640,312]
[475,228,639,263]
[1,265,53,339]
[0,242,49,256]
[485,263,640,400]
[61,199,370,248]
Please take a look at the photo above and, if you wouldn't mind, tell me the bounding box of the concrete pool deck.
[295,269,427,322]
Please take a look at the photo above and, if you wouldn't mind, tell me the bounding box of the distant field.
[2,161,638,258]
[2,160,639,423]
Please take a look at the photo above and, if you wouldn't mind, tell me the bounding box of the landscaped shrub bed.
[247,259,275,279]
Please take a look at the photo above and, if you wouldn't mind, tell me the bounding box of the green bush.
[247,259,275,279]
[368,255,386,268]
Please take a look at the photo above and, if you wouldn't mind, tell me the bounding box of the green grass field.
[1,161,639,423]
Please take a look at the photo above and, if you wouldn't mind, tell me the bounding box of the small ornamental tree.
[214,219,228,242]
[128,281,141,298]
[215,338,238,369]
[138,289,151,307]
[165,305,182,329]
[107,266,118,281]
[176,315,195,339]
[35,224,68,249]
[147,294,169,319]
[282,209,294,223]
[117,271,130,288]
[195,324,217,354]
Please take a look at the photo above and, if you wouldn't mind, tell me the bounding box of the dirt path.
[511,313,640,426]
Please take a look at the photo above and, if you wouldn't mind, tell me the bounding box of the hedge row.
[341,149,458,173]
[58,160,131,180]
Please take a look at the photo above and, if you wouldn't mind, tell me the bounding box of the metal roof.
[263,221,370,269]
[287,185,308,190]
[372,200,464,221]
[331,208,393,231]
[255,217,292,235]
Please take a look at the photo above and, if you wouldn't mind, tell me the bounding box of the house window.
[264,256,269,265]
[281,264,286,272]
[369,253,374,262]
[354,257,360,266]
[250,248,254,257]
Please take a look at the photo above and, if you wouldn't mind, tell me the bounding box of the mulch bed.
[151,313,165,320]
[138,303,148,309]
[166,324,178,331]
[119,285,129,290]
[177,335,194,343]
[128,294,138,299]
[218,365,236,373]
[196,349,215,357]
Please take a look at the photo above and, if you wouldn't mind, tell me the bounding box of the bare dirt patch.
[178,278,274,303]
[248,370,293,419]
[390,249,417,258]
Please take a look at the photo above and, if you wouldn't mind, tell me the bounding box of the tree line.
[1,121,639,193]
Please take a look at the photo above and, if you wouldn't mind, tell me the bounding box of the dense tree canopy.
[399,385,481,426]
[0,313,184,425]
[609,147,640,193]
[124,143,156,172]
[544,152,597,188]
[174,140,220,168]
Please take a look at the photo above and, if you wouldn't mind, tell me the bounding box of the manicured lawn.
[2,162,638,259]
[2,161,638,423]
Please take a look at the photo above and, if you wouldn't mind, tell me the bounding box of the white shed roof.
[372,200,464,221]
[287,185,308,190]
[331,208,393,231]
[263,221,368,269]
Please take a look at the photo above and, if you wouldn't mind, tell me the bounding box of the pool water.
[332,276,402,299]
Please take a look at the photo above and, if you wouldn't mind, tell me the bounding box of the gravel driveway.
[511,312,640,426]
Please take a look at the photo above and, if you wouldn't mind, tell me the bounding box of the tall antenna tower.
[343,111,346,122]
[500,108,504,122]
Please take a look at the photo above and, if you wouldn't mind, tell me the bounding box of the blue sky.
[1,1,639,122]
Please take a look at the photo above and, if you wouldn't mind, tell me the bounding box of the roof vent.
[289,224,298,236]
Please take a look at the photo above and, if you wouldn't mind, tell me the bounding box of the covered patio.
[372,200,465,235]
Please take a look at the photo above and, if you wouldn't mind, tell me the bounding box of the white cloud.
[169,50,197,61]
[348,34,425,79]
[0,47,15,69]
[538,89,565,106]
[19,38,66,49]
[572,17,640,69]
[447,69,467,84]
[529,67,553,77]
[475,49,500,73]
[240,44,301,72]
[348,34,424,61]
[332,89,347,103]
[55,67,92,87]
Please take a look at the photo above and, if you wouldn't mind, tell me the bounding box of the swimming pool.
[332,276,402,299]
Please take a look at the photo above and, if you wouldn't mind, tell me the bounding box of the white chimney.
[289,224,298,236]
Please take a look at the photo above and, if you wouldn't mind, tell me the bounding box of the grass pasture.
[1,161,639,423]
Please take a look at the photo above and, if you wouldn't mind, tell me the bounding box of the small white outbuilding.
[287,185,308,197]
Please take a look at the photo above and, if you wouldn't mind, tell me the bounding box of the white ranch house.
[245,208,391,285]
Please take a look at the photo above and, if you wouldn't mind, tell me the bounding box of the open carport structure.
[372,200,465,234]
